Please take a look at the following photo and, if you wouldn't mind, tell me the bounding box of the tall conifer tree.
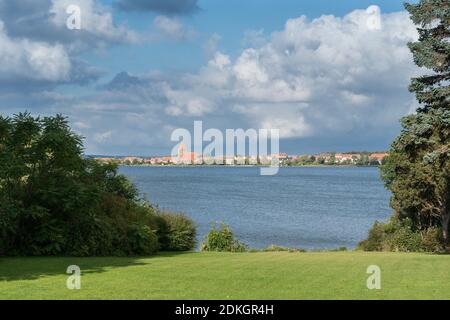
[381,0,450,244]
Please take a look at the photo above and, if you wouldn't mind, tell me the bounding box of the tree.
[0,113,162,256]
[381,0,450,245]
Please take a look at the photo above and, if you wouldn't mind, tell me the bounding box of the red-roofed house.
[369,153,389,164]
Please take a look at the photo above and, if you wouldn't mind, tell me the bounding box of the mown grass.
[1,251,449,300]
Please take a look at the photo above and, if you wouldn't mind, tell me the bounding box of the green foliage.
[374,0,450,250]
[156,212,197,251]
[128,224,159,255]
[0,113,194,256]
[405,0,450,106]
[359,217,444,253]
[360,222,386,251]
[384,219,424,252]
[421,227,444,252]
[263,245,291,252]
[201,222,248,252]
[263,245,306,252]
[328,247,348,252]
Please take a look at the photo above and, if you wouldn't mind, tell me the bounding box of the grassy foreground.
[1,251,449,300]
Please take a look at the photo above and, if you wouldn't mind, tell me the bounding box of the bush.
[359,221,386,251]
[128,224,159,255]
[263,245,306,252]
[263,245,290,252]
[201,222,248,252]
[359,217,445,253]
[156,212,197,251]
[385,223,423,252]
[329,247,348,252]
[0,113,195,257]
[421,228,445,253]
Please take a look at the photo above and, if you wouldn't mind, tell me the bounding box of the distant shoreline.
[117,164,381,168]
[92,152,388,167]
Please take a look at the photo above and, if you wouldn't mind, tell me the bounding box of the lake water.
[120,166,392,250]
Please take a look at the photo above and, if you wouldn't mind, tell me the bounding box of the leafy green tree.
[0,113,165,256]
[381,0,450,245]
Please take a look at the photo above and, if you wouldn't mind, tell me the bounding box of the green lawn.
[1,251,449,300]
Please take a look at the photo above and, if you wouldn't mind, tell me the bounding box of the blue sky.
[0,0,421,155]
[87,0,409,77]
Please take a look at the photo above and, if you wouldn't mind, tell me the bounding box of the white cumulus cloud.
[0,21,71,82]
[153,15,196,41]
[49,0,139,44]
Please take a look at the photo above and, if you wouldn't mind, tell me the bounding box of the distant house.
[122,156,143,164]
[248,155,258,165]
[270,153,290,165]
[162,156,173,164]
[259,155,272,165]
[173,144,200,164]
[335,153,361,164]
[224,156,235,165]
[145,157,164,164]
[272,153,289,160]
[315,153,332,159]
[369,153,389,164]
[213,156,226,165]
[235,155,247,165]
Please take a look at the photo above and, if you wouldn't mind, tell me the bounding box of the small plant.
[201,222,248,252]
[156,212,197,251]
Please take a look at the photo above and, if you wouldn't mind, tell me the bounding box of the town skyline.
[94,150,389,166]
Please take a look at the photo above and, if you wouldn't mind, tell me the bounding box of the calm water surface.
[120,166,392,250]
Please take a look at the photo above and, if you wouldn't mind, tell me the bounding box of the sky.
[0,0,422,156]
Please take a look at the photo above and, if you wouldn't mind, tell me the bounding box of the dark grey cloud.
[117,0,199,15]
[0,61,102,94]
[0,0,52,40]
[69,60,105,85]
[0,0,131,94]
[104,72,148,91]
[0,0,137,48]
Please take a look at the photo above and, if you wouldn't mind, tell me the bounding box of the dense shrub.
[0,113,194,256]
[328,247,348,252]
[156,212,197,251]
[263,245,306,253]
[128,224,159,255]
[359,221,386,252]
[263,245,291,252]
[359,217,445,253]
[201,222,247,252]
[421,228,443,253]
